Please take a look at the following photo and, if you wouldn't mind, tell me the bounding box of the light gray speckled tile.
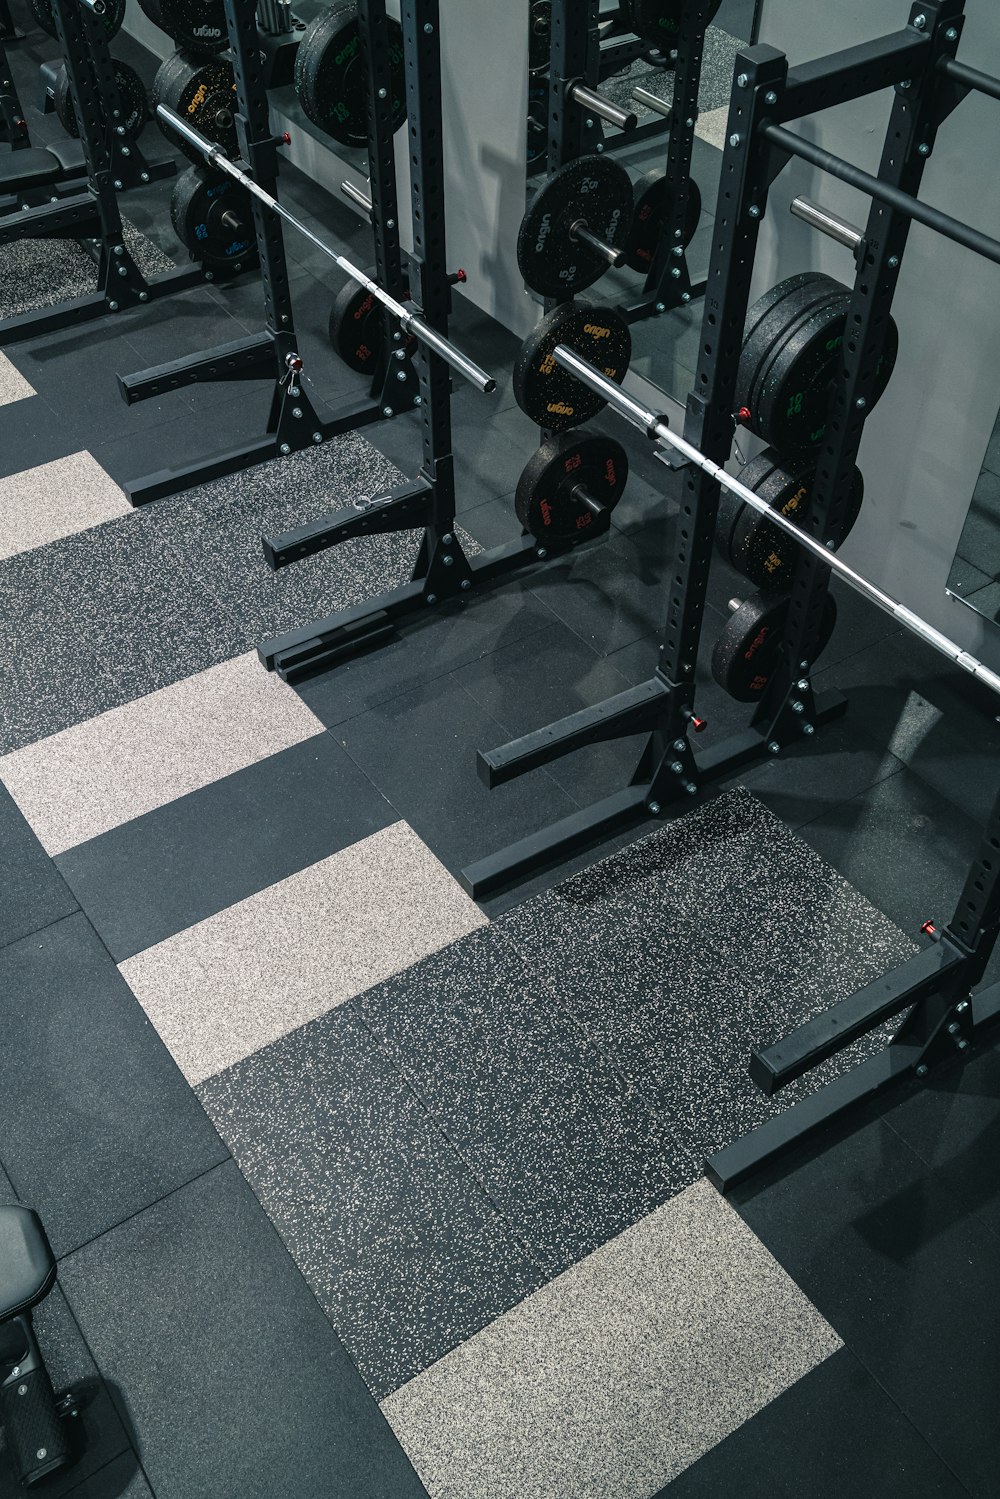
[0,652,323,855]
[197,1005,544,1400]
[0,353,34,407]
[0,450,130,562]
[381,1178,840,1499]
[121,820,487,1085]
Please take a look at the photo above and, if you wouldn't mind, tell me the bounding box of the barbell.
[155,102,497,394]
[549,341,1000,700]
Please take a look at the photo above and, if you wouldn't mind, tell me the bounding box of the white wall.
[754,0,1000,666]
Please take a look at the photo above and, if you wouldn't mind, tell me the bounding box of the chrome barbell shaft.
[552,343,1000,699]
[157,105,496,395]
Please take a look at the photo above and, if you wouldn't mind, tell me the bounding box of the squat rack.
[466,0,1000,1183]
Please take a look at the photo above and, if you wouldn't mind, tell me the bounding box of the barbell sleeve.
[568,82,638,133]
[790,196,864,252]
[551,342,1000,699]
[340,179,373,215]
[570,219,626,268]
[631,85,673,121]
[156,104,497,395]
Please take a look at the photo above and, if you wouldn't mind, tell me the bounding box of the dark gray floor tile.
[660,1346,968,1498]
[368,402,529,512]
[334,672,580,874]
[57,734,394,961]
[798,764,984,937]
[951,468,1000,576]
[0,390,83,479]
[0,781,78,950]
[59,1453,153,1499]
[733,1115,1000,1499]
[0,1285,136,1499]
[357,923,680,1275]
[197,1007,544,1400]
[0,913,227,1255]
[457,492,524,550]
[525,523,672,656]
[59,1161,429,1499]
[947,554,992,596]
[453,617,648,806]
[294,581,558,728]
[738,715,907,830]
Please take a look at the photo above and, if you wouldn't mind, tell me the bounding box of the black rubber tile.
[0,389,83,479]
[951,468,1000,569]
[453,616,649,806]
[57,734,394,961]
[659,1346,968,1499]
[58,1161,429,1499]
[0,780,78,951]
[798,764,983,937]
[294,581,558,728]
[0,1158,13,1197]
[0,913,227,1256]
[818,627,1000,829]
[455,492,524,550]
[737,716,907,831]
[59,1454,153,1498]
[0,1284,136,1499]
[368,402,529,513]
[197,1006,544,1400]
[883,1040,1000,1248]
[733,1116,1000,1499]
[525,524,672,656]
[948,554,993,596]
[334,672,581,875]
[357,922,680,1276]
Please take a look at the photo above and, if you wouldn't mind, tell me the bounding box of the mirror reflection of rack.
[946,407,1000,624]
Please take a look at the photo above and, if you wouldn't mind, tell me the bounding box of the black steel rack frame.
[465,0,1000,1185]
[255,0,543,684]
[0,0,191,347]
[0,21,28,149]
[118,0,419,507]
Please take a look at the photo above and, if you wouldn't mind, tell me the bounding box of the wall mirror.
[946,410,1000,623]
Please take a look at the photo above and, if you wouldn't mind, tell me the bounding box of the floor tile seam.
[782,754,911,840]
[0,899,82,964]
[55,1156,233,1269]
[879,1104,1000,1252]
[55,1292,156,1496]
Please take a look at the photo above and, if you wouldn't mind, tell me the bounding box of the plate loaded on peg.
[137,0,228,53]
[527,80,548,171]
[711,591,838,702]
[621,0,721,47]
[736,272,898,458]
[514,301,632,432]
[621,168,701,274]
[716,448,864,591]
[170,164,258,275]
[52,59,148,141]
[517,155,633,299]
[515,430,628,544]
[30,0,125,37]
[294,3,406,149]
[528,0,551,73]
[152,51,239,163]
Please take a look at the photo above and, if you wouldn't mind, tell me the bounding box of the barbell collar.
[631,86,673,121]
[790,196,863,252]
[80,0,107,12]
[568,82,638,133]
[341,179,373,215]
[551,342,1000,700]
[156,104,497,395]
[570,219,626,268]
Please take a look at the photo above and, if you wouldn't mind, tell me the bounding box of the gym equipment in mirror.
[946,405,1000,622]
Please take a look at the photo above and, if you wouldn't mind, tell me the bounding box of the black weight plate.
[170,164,258,273]
[621,0,721,47]
[294,3,406,149]
[527,81,547,171]
[621,169,701,275]
[156,0,227,53]
[137,0,165,30]
[729,454,864,590]
[30,0,125,38]
[757,295,898,457]
[517,154,633,300]
[152,50,239,163]
[329,272,415,375]
[513,302,632,431]
[515,429,628,543]
[715,447,782,562]
[711,590,837,702]
[53,58,148,141]
[736,272,843,425]
[528,0,551,72]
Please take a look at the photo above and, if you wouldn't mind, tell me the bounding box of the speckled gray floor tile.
[0,352,34,406]
[0,652,323,854]
[0,434,474,754]
[121,821,487,1085]
[381,1179,840,1499]
[197,1006,544,1399]
[602,26,746,120]
[0,217,173,320]
[0,450,131,562]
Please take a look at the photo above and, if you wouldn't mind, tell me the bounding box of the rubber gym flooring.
[2,15,1000,1499]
